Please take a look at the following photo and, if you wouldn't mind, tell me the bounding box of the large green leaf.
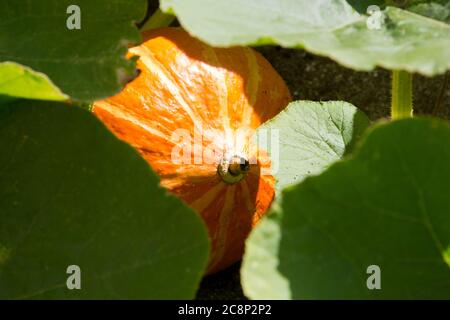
[162,0,450,75]
[0,101,209,299]
[242,118,450,299]
[256,101,370,191]
[0,0,146,102]
[0,62,68,102]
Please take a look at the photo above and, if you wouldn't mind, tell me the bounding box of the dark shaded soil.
[196,46,449,300]
[196,262,244,300]
[258,46,450,121]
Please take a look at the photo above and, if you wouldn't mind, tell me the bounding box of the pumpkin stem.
[218,155,250,184]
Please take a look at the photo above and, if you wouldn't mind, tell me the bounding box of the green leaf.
[0,101,209,299]
[162,0,450,75]
[347,0,450,13]
[0,0,147,102]
[256,101,370,191]
[0,62,68,101]
[408,2,450,23]
[242,118,450,299]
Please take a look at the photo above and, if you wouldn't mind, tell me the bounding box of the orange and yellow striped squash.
[93,28,291,274]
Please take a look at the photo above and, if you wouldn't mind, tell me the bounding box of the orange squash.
[93,28,291,274]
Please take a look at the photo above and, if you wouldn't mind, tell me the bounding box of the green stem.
[140,9,175,31]
[391,70,413,120]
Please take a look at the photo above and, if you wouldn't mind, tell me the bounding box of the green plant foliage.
[0,0,147,102]
[0,62,68,101]
[242,118,450,299]
[162,0,450,75]
[408,2,450,22]
[256,101,370,191]
[348,0,449,13]
[0,101,209,299]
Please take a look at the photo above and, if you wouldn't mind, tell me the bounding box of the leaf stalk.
[391,70,413,119]
[140,9,175,31]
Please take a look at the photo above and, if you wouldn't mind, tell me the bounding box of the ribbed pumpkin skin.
[93,28,291,274]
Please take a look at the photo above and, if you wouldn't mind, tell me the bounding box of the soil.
[259,46,450,121]
[196,46,450,300]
